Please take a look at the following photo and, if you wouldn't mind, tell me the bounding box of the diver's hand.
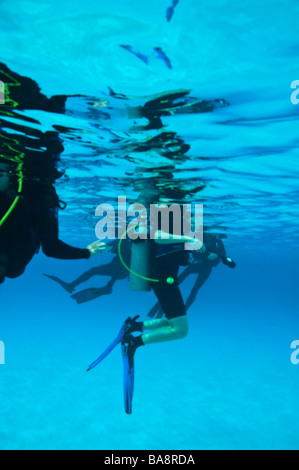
[87,241,107,257]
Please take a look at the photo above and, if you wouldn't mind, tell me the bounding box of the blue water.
[1,0,299,450]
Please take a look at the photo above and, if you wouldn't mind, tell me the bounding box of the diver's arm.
[154,230,205,251]
[38,185,107,260]
[154,229,191,244]
[42,235,91,260]
[147,301,162,319]
[207,252,220,262]
[42,227,106,260]
[217,239,227,259]
[38,203,90,259]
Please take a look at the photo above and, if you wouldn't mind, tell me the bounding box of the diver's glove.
[87,240,107,257]
[222,257,236,269]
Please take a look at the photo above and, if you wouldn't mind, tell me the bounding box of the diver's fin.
[71,286,112,305]
[43,274,74,294]
[87,316,140,372]
[87,327,124,371]
[121,339,136,414]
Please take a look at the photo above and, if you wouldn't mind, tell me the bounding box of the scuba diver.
[0,63,105,285]
[0,132,105,285]
[83,84,232,412]
[87,222,236,413]
[43,241,130,304]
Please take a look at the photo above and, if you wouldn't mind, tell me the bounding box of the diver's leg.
[185,265,212,312]
[70,265,122,304]
[72,259,121,288]
[147,301,161,319]
[43,273,76,293]
[145,264,192,319]
[71,265,110,288]
[177,265,192,284]
[142,258,188,342]
[128,280,188,348]
[122,314,188,378]
[71,285,114,304]
[44,262,116,293]
[123,315,188,360]
[142,316,188,344]
[125,255,189,353]
[43,266,105,293]
[143,318,170,330]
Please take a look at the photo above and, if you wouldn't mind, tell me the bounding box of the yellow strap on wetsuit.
[0,68,24,227]
[0,162,24,228]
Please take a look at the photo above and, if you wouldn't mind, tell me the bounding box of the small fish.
[166,0,179,22]
[166,6,174,21]
[120,45,149,65]
[153,47,172,69]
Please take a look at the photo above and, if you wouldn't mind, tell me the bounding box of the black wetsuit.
[151,244,190,320]
[150,236,227,320]
[0,181,90,284]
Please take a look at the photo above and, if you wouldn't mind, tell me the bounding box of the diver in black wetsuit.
[0,132,104,286]
[0,63,105,285]
[0,157,105,285]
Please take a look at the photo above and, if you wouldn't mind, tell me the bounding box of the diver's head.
[44,131,64,156]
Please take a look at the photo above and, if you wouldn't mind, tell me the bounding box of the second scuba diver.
[87,222,236,413]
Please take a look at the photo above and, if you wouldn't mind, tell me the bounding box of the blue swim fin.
[87,316,140,372]
[121,338,135,414]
